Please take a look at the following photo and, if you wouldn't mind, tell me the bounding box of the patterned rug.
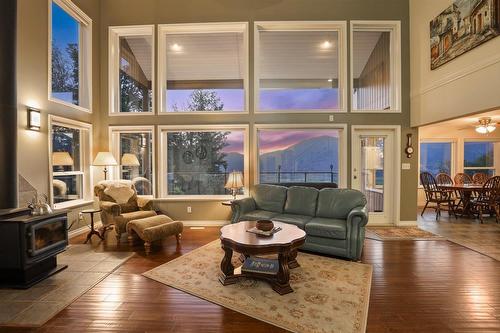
[0,245,133,327]
[366,227,445,241]
[143,240,372,333]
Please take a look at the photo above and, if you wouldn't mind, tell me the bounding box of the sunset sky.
[223,129,340,154]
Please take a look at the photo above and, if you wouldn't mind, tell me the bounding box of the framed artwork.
[430,0,500,70]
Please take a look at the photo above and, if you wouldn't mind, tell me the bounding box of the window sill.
[53,199,94,211]
[49,97,91,114]
[155,195,248,202]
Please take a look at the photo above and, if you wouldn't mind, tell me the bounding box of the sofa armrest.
[346,206,368,260]
[230,197,256,223]
[137,195,154,211]
[100,201,121,216]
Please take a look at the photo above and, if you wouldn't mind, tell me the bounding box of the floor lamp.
[93,152,118,180]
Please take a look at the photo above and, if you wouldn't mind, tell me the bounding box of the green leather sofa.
[230,184,368,260]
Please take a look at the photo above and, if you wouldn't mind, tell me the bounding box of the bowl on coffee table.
[256,219,274,232]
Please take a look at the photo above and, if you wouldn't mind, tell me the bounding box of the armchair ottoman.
[94,180,157,242]
[127,215,183,255]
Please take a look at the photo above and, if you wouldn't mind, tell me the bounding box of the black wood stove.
[0,208,68,288]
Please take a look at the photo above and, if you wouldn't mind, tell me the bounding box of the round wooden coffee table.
[219,221,306,295]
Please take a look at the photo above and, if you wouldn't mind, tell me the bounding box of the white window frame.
[418,139,456,186]
[158,124,250,200]
[350,21,401,113]
[254,21,348,114]
[48,115,93,209]
[157,22,249,115]
[253,124,348,188]
[463,138,499,176]
[108,126,156,196]
[48,0,92,113]
[108,25,155,116]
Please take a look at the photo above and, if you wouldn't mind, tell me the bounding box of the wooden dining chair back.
[472,172,489,184]
[436,173,453,185]
[454,173,472,185]
[420,172,457,220]
[471,176,500,223]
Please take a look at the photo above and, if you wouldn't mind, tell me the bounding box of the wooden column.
[0,0,18,209]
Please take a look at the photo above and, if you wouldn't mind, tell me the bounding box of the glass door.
[352,129,396,225]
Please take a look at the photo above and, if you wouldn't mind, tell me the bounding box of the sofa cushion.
[306,217,347,240]
[284,186,319,216]
[252,184,288,213]
[272,214,313,230]
[240,210,280,221]
[316,189,367,219]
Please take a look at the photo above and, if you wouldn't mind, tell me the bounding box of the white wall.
[410,0,500,127]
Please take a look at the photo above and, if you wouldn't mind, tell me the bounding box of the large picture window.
[419,142,453,178]
[109,26,154,114]
[351,21,401,112]
[49,116,92,208]
[49,0,92,111]
[110,127,155,195]
[158,23,248,113]
[254,22,346,112]
[160,126,248,197]
[256,126,344,186]
[464,141,496,177]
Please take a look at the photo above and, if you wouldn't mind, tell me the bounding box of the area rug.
[0,245,133,327]
[143,240,372,333]
[366,227,445,241]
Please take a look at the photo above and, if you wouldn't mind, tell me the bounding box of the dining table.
[437,183,484,216]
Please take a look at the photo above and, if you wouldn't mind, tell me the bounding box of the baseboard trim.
[181,220,230,227]
[397,220,418,227]
[68,222,103,239]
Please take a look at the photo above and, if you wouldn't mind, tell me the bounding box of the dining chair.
[436,173,453,185]
[472,172,489,185]
[420,172,457,220]
[454,173,473,185]
[470,176,500,223]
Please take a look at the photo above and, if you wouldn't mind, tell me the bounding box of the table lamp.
[93,152,118,180]
[121,153,140,166]
[225,171,244,201]
[52,152,74,172]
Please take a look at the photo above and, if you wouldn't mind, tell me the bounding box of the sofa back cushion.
[253,184,288,213]
[316,188,367,219]
[284,186,319,216]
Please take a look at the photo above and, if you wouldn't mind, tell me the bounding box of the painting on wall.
[430,0,500,70]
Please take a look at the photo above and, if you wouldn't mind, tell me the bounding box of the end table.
[81,209,103,243]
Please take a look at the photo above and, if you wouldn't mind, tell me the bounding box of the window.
[351,21,401,112]
[110,127,155,195]
[109,26,154,114]
[160,126,248,197]
[158,23,248,113]
[49,116,92,208]
[420,142,452,178]
[49,0,92,111]
[256,126,345,186]
[464,141,496,177]
[255,22,346,112]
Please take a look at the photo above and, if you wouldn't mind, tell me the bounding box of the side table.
[81,209,103,243]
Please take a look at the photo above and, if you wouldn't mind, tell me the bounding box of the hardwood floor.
[1,221,499,333]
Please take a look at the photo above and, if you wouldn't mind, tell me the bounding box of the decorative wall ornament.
[430,0,500,70]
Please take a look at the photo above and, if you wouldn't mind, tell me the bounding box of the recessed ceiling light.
[327,79,333,82]
[320,41,333,49]
[170,43,182,52]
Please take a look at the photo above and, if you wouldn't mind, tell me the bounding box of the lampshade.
[52,152,74,166]
[225,171,244,190]
[93,152,118,166]
[121,153,140,166]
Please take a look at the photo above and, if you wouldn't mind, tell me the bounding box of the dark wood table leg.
[218,245,239,285]
[84,213,104,244]
[271,251,293,295]
[288,249,299,269]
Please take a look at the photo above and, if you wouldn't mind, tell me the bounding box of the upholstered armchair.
[94,180,156,242]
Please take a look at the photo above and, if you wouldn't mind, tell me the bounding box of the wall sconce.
[28,107,41,131]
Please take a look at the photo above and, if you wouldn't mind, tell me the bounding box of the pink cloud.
[258,130,339,154]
